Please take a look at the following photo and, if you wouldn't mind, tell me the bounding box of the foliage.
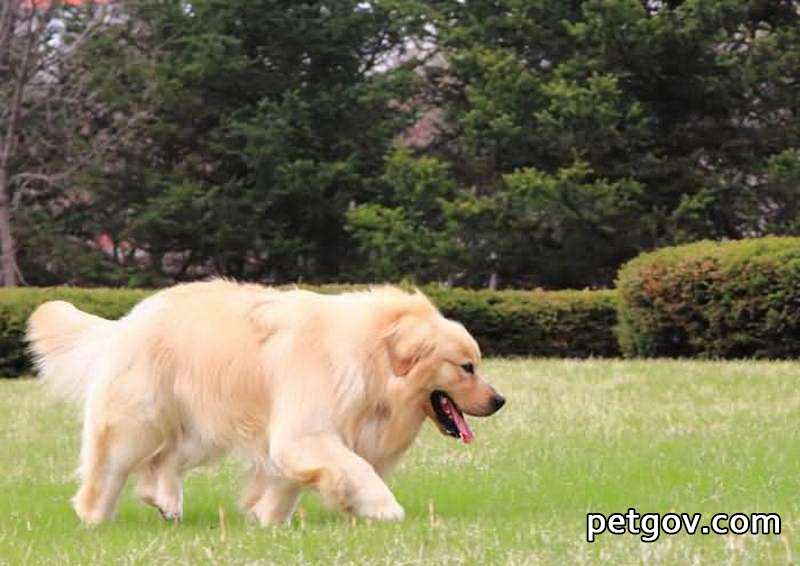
[346,148,458,282]
[347,150,644,287]
[424,286,620,358]
[414,0,800,287]
[53,0,427,284]
[616,237,800,358]
[0,283,618,377]
[0,1,116,286]
[6,0,800,290]
[761,149,800,234]
[499,161,643,287]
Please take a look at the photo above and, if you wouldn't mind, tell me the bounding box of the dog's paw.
[249,508,294,527]
[75,510,105,527]
[72,495,107,526]
[354,496,405,521]
[157,505,183,522]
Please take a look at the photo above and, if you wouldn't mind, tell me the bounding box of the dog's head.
[383,303,505,444]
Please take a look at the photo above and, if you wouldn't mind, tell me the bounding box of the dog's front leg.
[270,434,405,521]
[241,465,300,526]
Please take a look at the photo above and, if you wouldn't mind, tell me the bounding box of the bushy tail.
[27,301,114,404]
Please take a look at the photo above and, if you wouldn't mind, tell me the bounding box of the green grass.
[1,359,799,564]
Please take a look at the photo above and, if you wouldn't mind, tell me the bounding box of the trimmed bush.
[422,287,619,358]
[616,237,800,358]
[0,284,619,377]
[0,287,152,376]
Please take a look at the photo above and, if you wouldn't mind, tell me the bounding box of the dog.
[27,280,505,525]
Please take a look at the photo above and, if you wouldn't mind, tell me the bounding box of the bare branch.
[1,6,37,170]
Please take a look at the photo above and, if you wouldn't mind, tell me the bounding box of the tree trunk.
[0,164,19,286]
[0,4,33,288]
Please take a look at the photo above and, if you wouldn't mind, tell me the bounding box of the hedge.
[616,237,800,358]
[0,287,152,376]
[422,287,619,358]
[0,284,620,377]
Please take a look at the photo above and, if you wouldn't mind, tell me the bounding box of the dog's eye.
[460,363,474,374]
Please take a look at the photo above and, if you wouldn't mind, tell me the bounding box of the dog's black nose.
[492,394,506,412]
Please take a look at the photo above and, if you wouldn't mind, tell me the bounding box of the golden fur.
[27,280,503,525]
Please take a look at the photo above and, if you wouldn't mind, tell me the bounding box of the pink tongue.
[442,397,474,444]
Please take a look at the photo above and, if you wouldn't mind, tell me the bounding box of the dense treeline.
[3,0,799,289]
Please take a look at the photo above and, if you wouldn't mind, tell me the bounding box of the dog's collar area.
[430,390,474,444]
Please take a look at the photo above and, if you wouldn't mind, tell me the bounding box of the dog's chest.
[350,406,423,474]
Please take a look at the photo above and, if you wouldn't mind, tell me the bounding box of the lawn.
[1,359,799,564]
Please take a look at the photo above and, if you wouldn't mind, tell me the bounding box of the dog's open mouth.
[430,390,474,444]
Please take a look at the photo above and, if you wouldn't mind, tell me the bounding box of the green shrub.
[0,284,619,377]
[0,287,152,377]
[422,287,619,358]
[616,237,800,358]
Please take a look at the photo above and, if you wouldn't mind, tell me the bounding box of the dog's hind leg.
[133,457,159,509]
[153,450,184,521]
[240,464,300,526]
[134,449,184,522]
[73,418,162,525]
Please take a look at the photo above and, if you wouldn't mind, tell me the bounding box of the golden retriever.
[26,280,505,525]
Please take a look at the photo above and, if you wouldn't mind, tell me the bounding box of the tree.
[67,0,429,284]
[0,0,111,286]
[346,148,457,282]
[11,0,800,289]
[402,0,800,287]
[347,149,643,287]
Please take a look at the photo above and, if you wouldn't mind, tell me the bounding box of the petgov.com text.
[586,508,781,543]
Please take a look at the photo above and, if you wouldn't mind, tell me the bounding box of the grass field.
[1,359,799,564]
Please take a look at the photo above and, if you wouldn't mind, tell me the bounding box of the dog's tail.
[27,301,115,404]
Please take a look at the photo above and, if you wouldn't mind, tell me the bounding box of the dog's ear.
[384,315,435,376]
